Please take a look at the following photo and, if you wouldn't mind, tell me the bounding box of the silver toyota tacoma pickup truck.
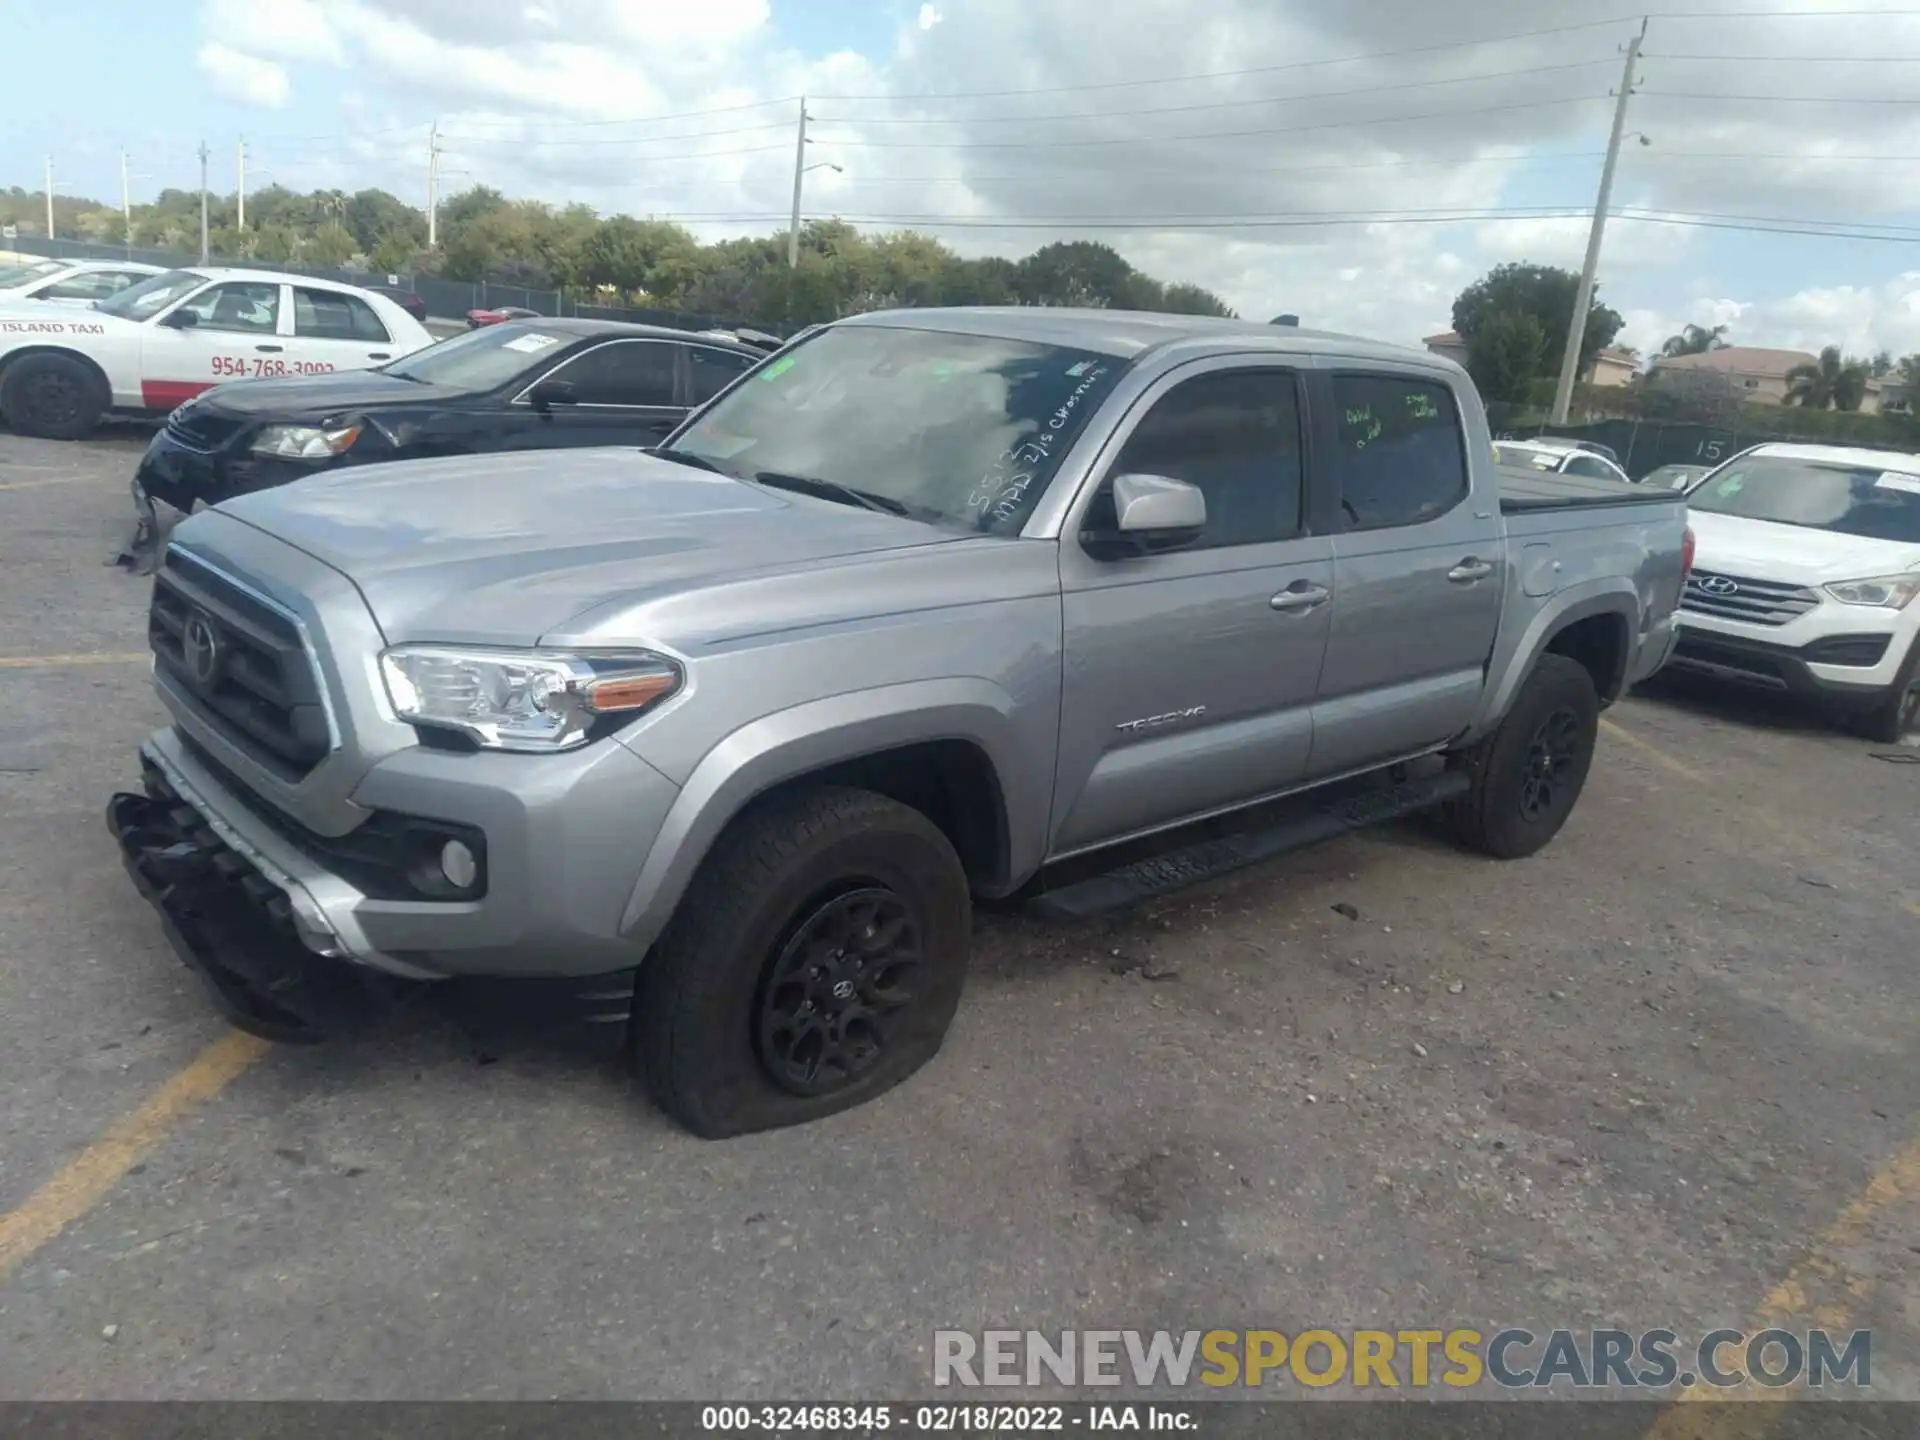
[108,309,1690,1136]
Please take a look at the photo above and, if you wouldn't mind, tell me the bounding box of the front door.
[139,278,284,409]
[517,338,685,446]
[1051,361,1334,856]
[1308,369,1503,778]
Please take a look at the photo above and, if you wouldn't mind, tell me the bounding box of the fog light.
[440,839,478,891]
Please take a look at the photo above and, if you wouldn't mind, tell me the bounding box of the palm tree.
[1784,346,1870,411]
[1660,323,1730,358]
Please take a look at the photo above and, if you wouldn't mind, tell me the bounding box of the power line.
[1639,88,1920,103]
[440,120,796,148]
[1643,50,1920,59]
[818,95,1612,150]
[439,97,801,130]
[812,59,1619,128]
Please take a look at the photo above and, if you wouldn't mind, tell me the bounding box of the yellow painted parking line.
[1600,717,1709,785]
[1643,1133,1920,1437]
[0,652,146,669]
[0,1031,268,1284]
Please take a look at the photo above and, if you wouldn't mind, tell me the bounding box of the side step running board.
[1027,768,1469,920]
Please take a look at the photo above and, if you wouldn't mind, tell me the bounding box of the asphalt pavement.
[0,429,1916,1414]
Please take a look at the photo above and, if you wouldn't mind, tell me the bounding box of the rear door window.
[1330,374,1470,529]
[293,287,391,343]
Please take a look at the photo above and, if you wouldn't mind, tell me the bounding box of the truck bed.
[1497,465,1678,513]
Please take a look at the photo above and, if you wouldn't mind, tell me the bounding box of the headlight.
[1823,573,1920,609]
[379,647,681,751]
[250,422,362,459]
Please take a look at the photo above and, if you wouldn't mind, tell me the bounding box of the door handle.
[368,352,390,361]
[1448,558,1495,583]
[254,344,283,353]
[1270,582,1330,613]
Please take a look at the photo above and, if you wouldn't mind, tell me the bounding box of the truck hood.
[211,448,972,645]
[1688,510,1920,583]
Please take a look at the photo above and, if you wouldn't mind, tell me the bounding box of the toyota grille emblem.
[180,611,222,688]
[1697,575,1739,596]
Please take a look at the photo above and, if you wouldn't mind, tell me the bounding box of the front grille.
[1681,570,1820,627]
[165,409,245,452]
[1803,633,1893,668]
[149,550,332,780]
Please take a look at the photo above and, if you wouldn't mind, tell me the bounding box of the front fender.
[1463,579,1640,744]
[617,678,1041,951]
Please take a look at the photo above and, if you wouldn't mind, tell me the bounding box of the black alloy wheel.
[1519,708,1583,823]
[756,886,922,1095]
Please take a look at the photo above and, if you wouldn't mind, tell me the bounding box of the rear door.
[138,277,283,409]
[514,337,683,445]
[288,285,401,375]
[1308,368,1503,778]
[1051,360,1334,855]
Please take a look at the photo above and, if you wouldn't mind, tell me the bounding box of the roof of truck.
[840,306,1439,366]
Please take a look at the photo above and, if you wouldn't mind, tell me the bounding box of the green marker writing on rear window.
[760,355,798,382]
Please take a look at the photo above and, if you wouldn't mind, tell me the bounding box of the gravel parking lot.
[1,429,1916,1414]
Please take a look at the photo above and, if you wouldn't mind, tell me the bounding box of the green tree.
[343,189,425,253]
[253,224,298,263]
[304,221,357,267]
[1465,308,1551,403]
[1160,281,1236,317]
[1014,240,1138,307]
[1452,263,1623,385]
[369,230,417,275]
[1660,323,1729,358]
[1785,346,1869,411]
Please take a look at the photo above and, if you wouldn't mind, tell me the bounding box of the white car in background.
[0,258,164,306]
[1669,442,1920,742]
[0,266,434,439]
[1493,437,1632,485]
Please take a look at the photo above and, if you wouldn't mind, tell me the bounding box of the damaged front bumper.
[107,768,417,1044]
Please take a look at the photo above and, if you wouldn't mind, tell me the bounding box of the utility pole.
[426,121,442,248]
[120,149,133,241]
[43,155,54,242]
[1550,20,1645,426]
[237,136,246,231]
[198,140,210,264]
[787,99,809,269]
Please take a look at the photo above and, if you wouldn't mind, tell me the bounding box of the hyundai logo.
[1697,575,1740,596]
[180,611,222,688]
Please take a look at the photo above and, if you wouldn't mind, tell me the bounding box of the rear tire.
[1446,654,1600,859]
[1851,645,1920,745]
[0,353,108,440]
[633,785,971,1139]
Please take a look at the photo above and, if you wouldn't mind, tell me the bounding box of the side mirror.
[528,378,577,411]
[1084,472,1206,557]
[159,309,199,329]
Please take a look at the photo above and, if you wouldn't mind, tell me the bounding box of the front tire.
[633,785,971,1138]
[1851,645,1920,745]
[1446,654,1600,859]
[0,353,107,440]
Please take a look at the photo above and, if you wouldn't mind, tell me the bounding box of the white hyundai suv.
[1670,442,1920,741]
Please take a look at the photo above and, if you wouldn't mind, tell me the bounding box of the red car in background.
[467,305,542,328]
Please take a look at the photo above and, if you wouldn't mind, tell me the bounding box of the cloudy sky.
[12,0,1920,356]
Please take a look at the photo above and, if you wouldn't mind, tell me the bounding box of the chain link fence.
[1483,404,1918,480]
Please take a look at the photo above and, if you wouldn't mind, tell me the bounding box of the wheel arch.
[0,343,112,398]
[617,679,1038,951]
[1466,581,1640,745]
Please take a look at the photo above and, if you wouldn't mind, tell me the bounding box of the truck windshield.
[665,323,1128,534]
[1688,456,1920,542]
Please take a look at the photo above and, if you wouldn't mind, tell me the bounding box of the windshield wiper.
[753,470,908,517]
[649,446,727,474]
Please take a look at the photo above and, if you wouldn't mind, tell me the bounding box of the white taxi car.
[0,258,164,307]
[0,266,434,439]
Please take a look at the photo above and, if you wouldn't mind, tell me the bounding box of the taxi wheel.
[1,353,108,440]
